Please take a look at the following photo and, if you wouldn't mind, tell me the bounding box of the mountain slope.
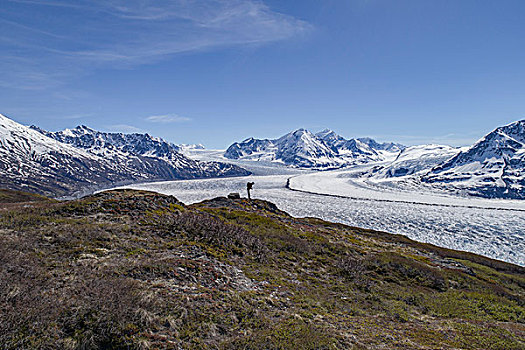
[0,114,134,197]
[366,144,460,179]
[0,114,249,197]
[423,120,525,198]
[1,189,523,349]
[225,128,403,168]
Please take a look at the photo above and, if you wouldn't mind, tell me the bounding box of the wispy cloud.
[59,113,93,120]
[146,114,191,123]
[2,0,312,89]
[106,124,145,133]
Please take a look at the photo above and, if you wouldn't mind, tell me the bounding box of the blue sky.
[2,0,525,148]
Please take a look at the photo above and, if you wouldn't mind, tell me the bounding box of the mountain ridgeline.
[0,114,249,198]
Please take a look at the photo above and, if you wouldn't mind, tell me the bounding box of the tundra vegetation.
[0,189,523,349]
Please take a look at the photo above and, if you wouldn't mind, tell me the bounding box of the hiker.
[247,182,254,200]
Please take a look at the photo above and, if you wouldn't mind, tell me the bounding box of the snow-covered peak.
[357,137,405,153]
[1,113,32,134]
[76,125,96,133]
[277,128,308,141]
[316,128,334,136]
[277,128,313,142]
[315,129,346,148]
[0,113,14,123]
[274,129,335,166]
[178,143,205,150]
[438,120,525,167]
[315,128,340,138]
[496,119,525,139]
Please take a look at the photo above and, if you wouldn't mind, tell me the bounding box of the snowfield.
[114,160,525,267]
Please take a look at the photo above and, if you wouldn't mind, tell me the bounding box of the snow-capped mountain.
[423,120,525,199]
[36,125,250,181]
[224,128,404,168]
[0,114,130,197]
[0,114,248,197]
[274,129,338,167]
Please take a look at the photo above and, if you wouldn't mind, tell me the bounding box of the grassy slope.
[0,189,523,349]
[0,188,54,204]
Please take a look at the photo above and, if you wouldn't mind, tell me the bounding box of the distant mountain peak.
[77,124,94,131]
[315,128,341,139]
[315,128,338,137]
[287,128,310,137]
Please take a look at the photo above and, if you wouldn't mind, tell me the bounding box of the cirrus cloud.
[146,114,192,123]
[2,0,312,89]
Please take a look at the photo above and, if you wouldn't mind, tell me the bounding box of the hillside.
[1,190,523,349]
[0,188,53,204]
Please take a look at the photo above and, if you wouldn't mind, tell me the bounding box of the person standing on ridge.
[247,182,254,200]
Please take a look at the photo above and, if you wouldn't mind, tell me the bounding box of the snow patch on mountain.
[175,143,206,155]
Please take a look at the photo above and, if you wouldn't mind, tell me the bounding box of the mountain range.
[0,114,249,198]
[224,128,405,168]
[2,112,525,200]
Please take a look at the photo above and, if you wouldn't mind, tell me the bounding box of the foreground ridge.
[0,189,523,349]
